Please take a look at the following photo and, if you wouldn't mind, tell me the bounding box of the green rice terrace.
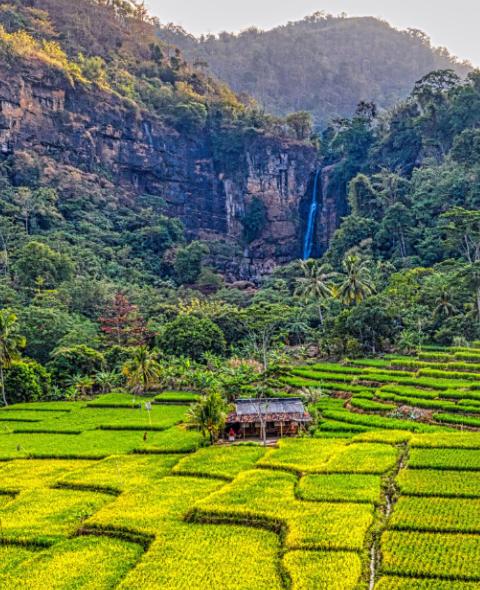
[2,346,480,589]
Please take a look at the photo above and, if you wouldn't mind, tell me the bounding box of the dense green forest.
[0,0,479,408]
[2,4,480,588]
[0,0,315,404]
[158,13,471,127]
[315,68,480,351]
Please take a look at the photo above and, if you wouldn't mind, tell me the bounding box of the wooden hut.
[226,398,311,439]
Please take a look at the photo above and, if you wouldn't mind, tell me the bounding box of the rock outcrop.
[0,61,345,279]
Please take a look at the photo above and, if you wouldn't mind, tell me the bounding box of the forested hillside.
[0,0,320,373]
[298,67,480,351]
[0,0,480,406]
[2,4,480,587]
[158,13,471,127]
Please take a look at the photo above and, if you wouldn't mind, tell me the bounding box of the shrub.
[4,360,51,404]
[48,345,105,384]
[13,241,74,291]
[158,315,226,360]
[174,241,208,285]
[103,345,132,371]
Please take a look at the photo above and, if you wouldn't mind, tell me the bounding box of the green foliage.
[19,306,76,364]
[185,391,228,443]
[158,315,226,360]
[4,359,51,404]
[285,111,313,140]
[48,345,105,384]
[337,254,375,305]
[451,128,480,166]
[13,241,74,293]
[158,15,468,127]
[242,197,267,243]
[104,345,138,371]
[122,346,161,395]
[0,308,26,406]
[174,241,209,285]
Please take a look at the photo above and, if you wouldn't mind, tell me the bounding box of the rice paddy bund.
[1,346,480,589]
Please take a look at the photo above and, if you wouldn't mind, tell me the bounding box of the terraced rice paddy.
[283,347,480,435]
[1,345,480,588]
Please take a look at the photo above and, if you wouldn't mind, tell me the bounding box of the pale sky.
[146,0,480,66]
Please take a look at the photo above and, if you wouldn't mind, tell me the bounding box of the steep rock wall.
[0,61,340,278]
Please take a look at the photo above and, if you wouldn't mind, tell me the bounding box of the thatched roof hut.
[226,398,311,438]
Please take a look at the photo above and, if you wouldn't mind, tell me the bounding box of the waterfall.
[143,121,154,149]
[302,170,321,260]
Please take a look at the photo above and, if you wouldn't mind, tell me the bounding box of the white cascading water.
[143,121,154,149]
[303,170,320,260]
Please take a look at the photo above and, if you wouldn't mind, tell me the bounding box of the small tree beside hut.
[185,391,228,444]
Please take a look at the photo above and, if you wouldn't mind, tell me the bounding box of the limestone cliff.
[0,60,343,279]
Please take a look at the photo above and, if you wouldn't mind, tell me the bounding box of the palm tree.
[122,346,161,395]
[95,370,122,394]
[286,309,311,345]
[185,391,228,444]
[295,259,336,324]
[337,255,375,305]
[434,290,457,319]
[0,310,25,406]
[68,374,94,400]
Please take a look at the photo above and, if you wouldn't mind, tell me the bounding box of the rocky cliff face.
[0,61,342,279]
[226,139,319,278]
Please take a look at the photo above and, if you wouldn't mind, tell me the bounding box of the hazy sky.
[145,0,480,65]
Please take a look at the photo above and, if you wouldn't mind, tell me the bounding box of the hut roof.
[227,398,311,424]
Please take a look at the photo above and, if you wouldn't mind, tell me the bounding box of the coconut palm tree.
[337,255,375,306]
[0,310,25,406]
[286,308,311,345]
[434,290,457,319]
[295,259,336,324]
[185,391,228,444]
[122,346,161,395]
